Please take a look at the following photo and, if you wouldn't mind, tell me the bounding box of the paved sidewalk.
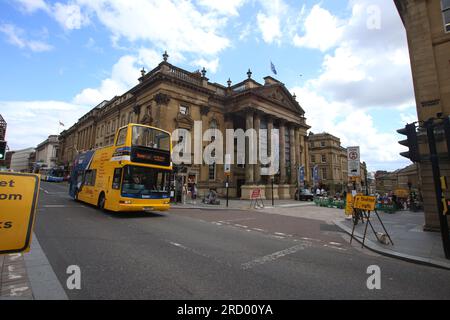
[0,234,68,300]
[0,253,33,299]
[171,198,315,211]
[335,210,450,270]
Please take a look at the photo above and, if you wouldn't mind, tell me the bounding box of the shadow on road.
[105,211,167,219]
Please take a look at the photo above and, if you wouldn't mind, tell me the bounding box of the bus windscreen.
[132,126,170,151]
[121,165,170,199]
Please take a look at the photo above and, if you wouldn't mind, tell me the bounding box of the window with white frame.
[442,0,450,32]
[320,141,325,147]
[179,105,189,115]
[321,154,326,163]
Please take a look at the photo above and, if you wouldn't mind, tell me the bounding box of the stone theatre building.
[59,52,311,199]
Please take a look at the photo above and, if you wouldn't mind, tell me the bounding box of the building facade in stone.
[395,0,450,230]
[375,164,421,195]
[308,132,348,193]
[35,135,59,170]
[10,148,35,172]
[59,52,311,199]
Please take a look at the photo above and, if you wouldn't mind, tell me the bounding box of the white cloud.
[255,0,289,44]
[196,0,246,16]
[0,101,90,150]
[73,55,140,106]
[0,23,53,52]
[293,4,344,52]
[256,13,282,44]
[53,2,89,30]
[291,85,410,171]
[73,0,230,57]
[192,58,220,74]
[13,0,50,13]
[288,0,415,171]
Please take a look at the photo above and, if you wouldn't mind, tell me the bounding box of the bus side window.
[83,169,97,186]
[112,168,122,190]
[116,128,127,146]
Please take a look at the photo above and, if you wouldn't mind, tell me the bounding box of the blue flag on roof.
[270,61,277,75]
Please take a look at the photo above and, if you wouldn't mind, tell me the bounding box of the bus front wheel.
[98,192,106,210]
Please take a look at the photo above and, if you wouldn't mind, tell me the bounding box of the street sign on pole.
[224,154,231,176]
[0,172,40,254]
[347,146,361,177]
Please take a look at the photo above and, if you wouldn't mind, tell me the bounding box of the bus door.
[110,167,123,202]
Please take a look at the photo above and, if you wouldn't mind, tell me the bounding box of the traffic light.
[397,123,420,162]
[0,141,6,161]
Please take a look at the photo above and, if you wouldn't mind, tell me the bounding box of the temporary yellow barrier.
[0,172,40,254]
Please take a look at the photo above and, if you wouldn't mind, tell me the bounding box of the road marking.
[168,242,189,250]
[40,187,49,194]
[166,240,232,268]
[242,244,310,270]
[42,205,86,208]
[234,224,248,229]
[301,237,322,243]
[323,244,347,251]
[252,228,266,232]
[329,242,342,246]
[274,232,287,236]
[218,218,256,223]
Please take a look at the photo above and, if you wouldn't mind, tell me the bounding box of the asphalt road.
[34,181,450,300]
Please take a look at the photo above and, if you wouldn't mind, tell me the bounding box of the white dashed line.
[242,244,310,270]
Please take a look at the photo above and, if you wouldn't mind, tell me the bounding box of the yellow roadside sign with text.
[394,189,409,198]
[345,194,354,216]
[353,195,376,211]
[0,172,40,254]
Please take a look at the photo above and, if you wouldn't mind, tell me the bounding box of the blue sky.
[0,0,416,172]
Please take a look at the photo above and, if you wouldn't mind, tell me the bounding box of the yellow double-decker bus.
[69,124,172,212]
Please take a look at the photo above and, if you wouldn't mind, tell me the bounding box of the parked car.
[295,189,315,201]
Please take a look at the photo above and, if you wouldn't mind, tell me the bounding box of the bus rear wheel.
[98,192,106,210]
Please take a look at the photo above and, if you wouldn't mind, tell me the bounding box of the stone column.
[295,128,301,168]
[265,115,278,200]
[289,125,297,185]
[279,121,286,184]
[253,112,261,184]
[245,109,254,185]
[267,116,274,178]
[304,135,310,185]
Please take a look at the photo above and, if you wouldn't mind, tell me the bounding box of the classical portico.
[221,74,310,199]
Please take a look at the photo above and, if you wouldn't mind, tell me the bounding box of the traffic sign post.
[250,188,264,209]
[224,154,231,208]
[0,172,40,254]
[347,146,361,178]
[349,195,394,248]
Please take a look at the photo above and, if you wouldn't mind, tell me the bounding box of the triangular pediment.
[255,84,305,115]
[175,113,194,130]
